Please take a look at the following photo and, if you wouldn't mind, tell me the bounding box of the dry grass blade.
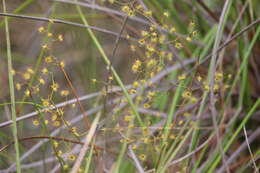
[243,126,259,173]
[70,112,101,173]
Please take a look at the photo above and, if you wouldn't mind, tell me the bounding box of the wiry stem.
[2,0,21,172]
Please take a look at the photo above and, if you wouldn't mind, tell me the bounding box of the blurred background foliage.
[0,0,260,172]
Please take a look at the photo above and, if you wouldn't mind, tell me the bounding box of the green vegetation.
[0,0,259,172]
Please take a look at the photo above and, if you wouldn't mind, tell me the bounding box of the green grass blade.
[3,0,21,172]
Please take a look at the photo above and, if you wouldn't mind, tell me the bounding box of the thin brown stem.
[59,65,91,129]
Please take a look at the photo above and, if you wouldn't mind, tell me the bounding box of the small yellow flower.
[157,66,163,72]
[166,52,172,61]
[51,114,58,121]
[192,31,198,36]
[42,68,48,74]
[129,89,136,94]
[42,44,48,49]
[53,141,59,148]
[145,51,152,58]
[143,137,149,144]
[60,90,69,97]
[92,78,97,83]
[178,74,186,81]
[22,72,31,80]
[146,44,155,52]
[132,60,141,73]
[163,11,169,17]
[213,84,219,91]
[141,79,146,84]
[147,91,156,99]
[121,6,134,16]
[186,37,192,42]
[42,99,50,107]
[33,85,40,93]
[170,27,176,33]
[33,120,39,126]
[51,82,59,92]
[141,30,149,37]
[47,32,53,37]
[58,34,63,41]
[136,96,143,102]
[204,84,210,91]
[139,154,146,161]
[44,120,49,125]
[132,81,139,88]
[178,120,184,125]
[138,39,145,45]
[215,72,223,81]
[71,127,77,133]
[182,91,192,99]
[151,32,157,37]
[146,59,156,68]
[175,42,183,49]
[16,83,21,90]
[136,4,142,10]
[33,87,39,92]
[45,56,53,63]
[191,97,198,103]
[132,144,137,150]
[132,65,139,73]
[38,27,45,33]
[143,103,150,109]
[59,61,65,68]
[159,35,166,43]
[121,6,130,13]
[124,115,133,122]
[63,164,69,170]
[108,76,113,81]
[27,68,34,74]
[57,150,62,156]
[24,89,30,97]
[197,75,202,82]
[53,121,61,127]
[144,10,152,17]
[38,78,45,85]
[224,84,230,89]
[130,45,136,52]
[33,86,40,93]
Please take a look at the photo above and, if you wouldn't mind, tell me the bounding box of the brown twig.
[59,65,91,129]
